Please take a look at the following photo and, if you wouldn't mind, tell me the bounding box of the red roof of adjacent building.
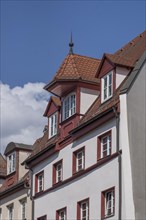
[0,154,7,177]
[26,30,146,161]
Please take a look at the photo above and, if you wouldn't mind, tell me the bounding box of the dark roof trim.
[0,180,24,198]
[4,142,33,155]
[24,143,56,165]
[44,78,99,91]
[120,51,146,94]
[70,107,114,135]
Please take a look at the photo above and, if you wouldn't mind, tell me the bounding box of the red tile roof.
[0,154,7,177]
[27,30,146,161]
[45,54,101,88]
[105,30,146,68]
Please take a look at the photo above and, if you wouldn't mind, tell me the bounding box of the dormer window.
[102,71,113,102]
[7,152,16,174]
[49,112,57,138]
[63,93,76,120]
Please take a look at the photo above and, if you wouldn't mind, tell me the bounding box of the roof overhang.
[44,79,100,97]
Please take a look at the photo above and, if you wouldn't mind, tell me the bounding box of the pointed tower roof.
[44,53,101,95]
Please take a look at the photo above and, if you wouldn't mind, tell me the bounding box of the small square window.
[37,215,47,220]
[35,171,44,193]
[20,199,27,220]
[73,147,85,174]
[53,160,63,185]
[7,204,13,220]
[56,207,67,220]
[63,93,76,120]
[101,187,115,219]
[97,131,112,161]
[77,199,89,220]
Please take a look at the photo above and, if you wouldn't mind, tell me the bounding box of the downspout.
[25,163,34,220]
[113,106,122,220]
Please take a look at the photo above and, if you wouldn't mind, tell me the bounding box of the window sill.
[7,171,16,177]
[101,96,113,104]
[60,113,77,125]
[103,213,114,219]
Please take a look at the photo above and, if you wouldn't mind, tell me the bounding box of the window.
[49,112,58,138]
[7,152,16,174]
[53,160,63,185]
[101,187,115,219]
[73,147,85,174]
[102,71,113,102]
[20,199,27,220]
[56,207,67,220]
[97,131,111,160]
[7,204,13,220]
[37,215,47,220]
[77,199,89,220]
[63,93,76,120]
[35,171,44,193]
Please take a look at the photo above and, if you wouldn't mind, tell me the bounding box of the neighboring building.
[24,30,146,220]
[120,51,146,219]
[0,142,33,220]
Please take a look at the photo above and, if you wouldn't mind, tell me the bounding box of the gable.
[44,101,59,117]
[98,58,115,79]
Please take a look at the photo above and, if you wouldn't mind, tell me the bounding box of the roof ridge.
[73,53,101,61]
[114,30,146,55]
[70,54,80,77]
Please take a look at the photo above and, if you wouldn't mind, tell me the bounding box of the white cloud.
[0,82,50,155]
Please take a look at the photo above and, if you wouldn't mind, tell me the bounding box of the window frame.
[73,147,85,175]
[20,198,27,220]
[97,131,112,161]
[49,112,58,138]
[77,198,89,220]
[7,152,16,174]
[53,160,63,185]
[101,187,115,219]
[102,71,113,102]
[37,215,47,220]
[56,207,67,220]
[35,171,44,194]
[7,204,13,220]
[63,93,76,121]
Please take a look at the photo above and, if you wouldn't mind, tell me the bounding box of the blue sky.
[1,0,146,88]
[0,0,146,154]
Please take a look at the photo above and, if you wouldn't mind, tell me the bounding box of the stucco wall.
[80,88,99,115]
[116,67,129,89]
[32,118,119,219]
[19,151,31,179]
[127,61,146,219]
[33,119,117,195]
[0,188,31,220]
[35,158,119,220]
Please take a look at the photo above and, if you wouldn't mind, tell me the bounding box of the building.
[24,30,145,220]
[0,142,33,220]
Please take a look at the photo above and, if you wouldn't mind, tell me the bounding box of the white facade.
[32,119,119,219]
[80,88,99,115]
[0,188,31,220]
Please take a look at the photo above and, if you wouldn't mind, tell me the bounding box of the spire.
[69,32,74,54]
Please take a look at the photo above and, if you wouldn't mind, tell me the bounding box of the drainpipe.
[113,106,122,220]
[25,163,34,220]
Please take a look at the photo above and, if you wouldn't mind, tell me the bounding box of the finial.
[69,32,74,54]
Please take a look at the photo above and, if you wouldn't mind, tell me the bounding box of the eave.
[70,107,116,140]
[44,78,100,97]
